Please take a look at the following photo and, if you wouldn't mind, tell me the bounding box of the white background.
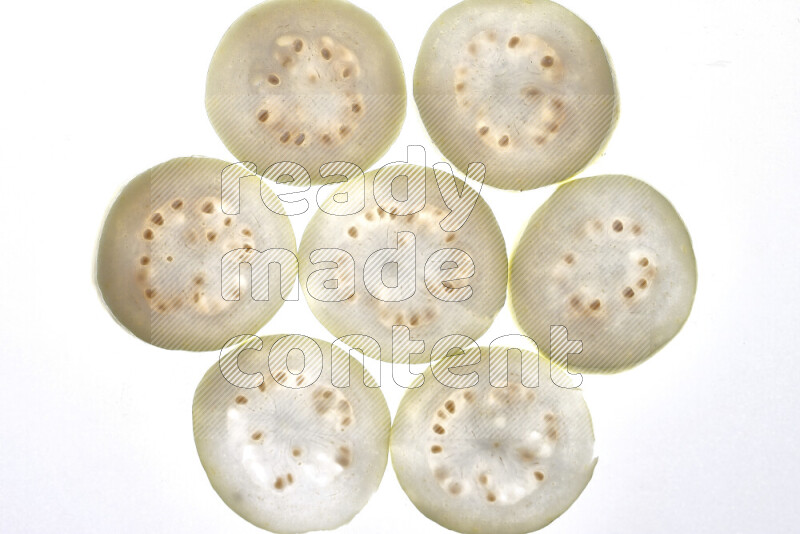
[1,0,799,532]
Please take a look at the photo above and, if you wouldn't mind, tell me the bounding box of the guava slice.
[509,174,697,373]
[298,164,508,364]
[414,0,618,190]
[391,346,596,534]
[193,335,390,533]
[206,0,406,184]
[95,157,296,351]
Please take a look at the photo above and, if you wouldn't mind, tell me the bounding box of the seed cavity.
[293,39,303,52]
[449,482,462,495]
[342,68,351,78]
[321,48,332,60]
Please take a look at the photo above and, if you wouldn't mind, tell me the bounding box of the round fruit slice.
[509,175,697,373]
[414,0,618,190]
[193,335,391,534]
[391,346,596,534]
[298,164,508,364]
[206,0,406,184]
[95,157,296,351]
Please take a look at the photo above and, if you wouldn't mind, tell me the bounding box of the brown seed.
[342,68,351,78]
[431,445,442,454]
[151,213,164,225]
[339,125,350,137]
[143,229,154,240]
[140,256,150,265]
[623,287,635,298]
[293,39,303,52]
[144,289,155,299]
[206,231,216,241]
[444,400,456,414]
[570,296,581,309]
[268,74,280,85]
[166,256,173,262]
[455,82,465,92]
[351,103,361,113]
[541,55,554,67]
[498,135,510,147]
[171,199,183,210]
[433,424,445,435]
[280,132,290,143]
[449,483,462,495]
[348,226,358,238]
[487,492,496,502]
[294,133,305,146]
[640,257,650,267]
[242,229,252,237]
[612,219,623,232]
[534,471,545,481]
[292,448,302,457]
[589,300,601,310]
[478,126,489,136]
[251,431,262,440]
[224,217,232,226]
[202,202,214,214]
[321,48,331,60]
[235,395,247,405]
[258,110,269,122]
[508,36,520,48]
[564,254,574,264]
[274,477,284,490]
[287,473,294,484]
[638,279,648,289]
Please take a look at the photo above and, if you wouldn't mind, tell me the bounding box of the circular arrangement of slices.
[94,0,698,533]
[206,0,406,184]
